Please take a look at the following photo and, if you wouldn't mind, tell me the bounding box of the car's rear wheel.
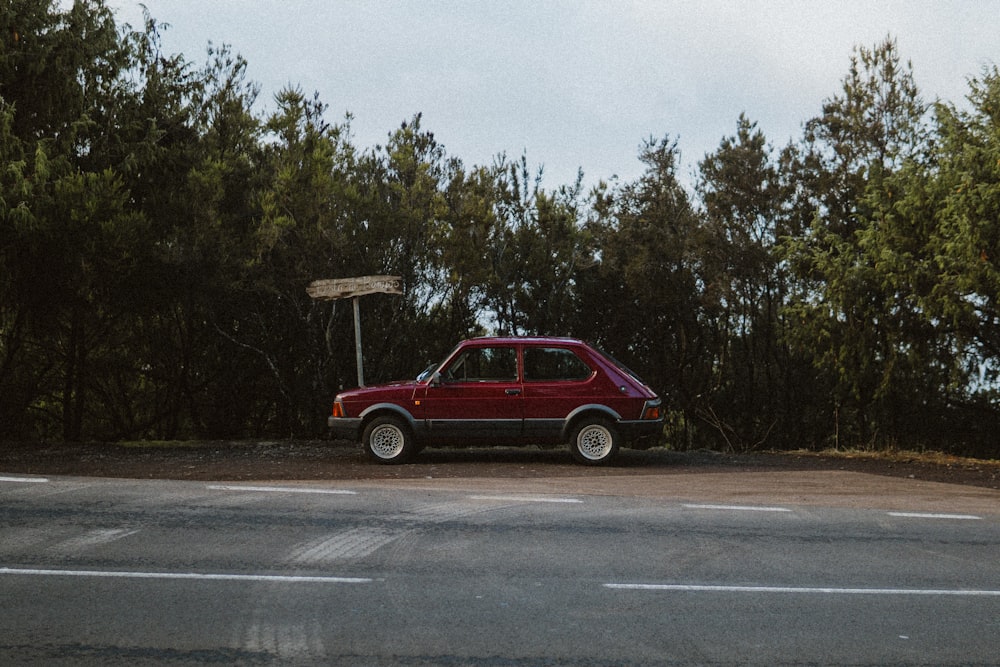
[363,415,415,464]
[570,418,619,465]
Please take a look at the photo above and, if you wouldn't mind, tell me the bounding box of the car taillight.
[642,404,661,420]
[331,401,345,418]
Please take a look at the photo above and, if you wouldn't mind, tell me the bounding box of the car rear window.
[592,345,653,388]
[523,347,593,382]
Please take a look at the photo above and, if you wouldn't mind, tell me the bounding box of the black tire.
[363,415,415,464]
[569,417,620,465]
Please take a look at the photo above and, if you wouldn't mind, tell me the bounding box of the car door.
[520,345,598,441]
[417,343,523,443]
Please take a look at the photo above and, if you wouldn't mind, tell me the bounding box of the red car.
[328,337,663,465]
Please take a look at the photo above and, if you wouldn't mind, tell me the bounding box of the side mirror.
[416,362,436,382]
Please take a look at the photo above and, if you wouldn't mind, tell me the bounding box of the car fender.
[562,404,623,439]
[358,403,418,430]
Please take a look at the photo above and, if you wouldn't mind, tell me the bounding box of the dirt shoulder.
[1,440,998,490]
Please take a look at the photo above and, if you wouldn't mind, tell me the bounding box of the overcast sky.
[107,0,1000,190]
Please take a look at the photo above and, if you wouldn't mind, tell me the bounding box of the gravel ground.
[1,440,998,489]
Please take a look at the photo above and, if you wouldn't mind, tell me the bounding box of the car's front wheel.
[569,418,620,465]
[363,415,415,464]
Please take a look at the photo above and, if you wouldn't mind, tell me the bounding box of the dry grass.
[787,448,1000,470]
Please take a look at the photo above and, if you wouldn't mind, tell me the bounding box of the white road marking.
[290,528,399,563]
[0,476,49,484]
[683,504,792,513]
[468,495,582,504]
[604,583,1000,596]
[0,567,371,584]
[208,485,357,495]
[59,528,140,551]
[887,512,982,520]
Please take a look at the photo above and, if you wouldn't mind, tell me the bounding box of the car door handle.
[505,388,522,396]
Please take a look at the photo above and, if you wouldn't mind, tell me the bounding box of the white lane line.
[604,583,1000,597]
[208,485,357,496]
[887,512,982,520]
[683,504,792,513]
[0,567,371,584]
[0,476,49,484]
[468,495,582,504]
[59,528,140,551]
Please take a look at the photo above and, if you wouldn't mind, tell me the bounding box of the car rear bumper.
[617,418,664,443]
[328,416,363,442]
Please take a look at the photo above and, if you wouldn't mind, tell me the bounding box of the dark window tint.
[524,347,593,382]
[443,347,517,382]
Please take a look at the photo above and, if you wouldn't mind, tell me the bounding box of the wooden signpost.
[307,275,402,387]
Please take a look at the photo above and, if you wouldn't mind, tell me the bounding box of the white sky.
[107,0,999,190]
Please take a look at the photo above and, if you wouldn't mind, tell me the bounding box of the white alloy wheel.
[363,416,413,463]
[570,419,619,465]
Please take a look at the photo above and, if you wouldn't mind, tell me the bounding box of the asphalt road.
[1,473,999,666]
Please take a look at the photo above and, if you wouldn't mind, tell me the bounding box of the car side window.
[442,346,518,382]
[523,347,593,382]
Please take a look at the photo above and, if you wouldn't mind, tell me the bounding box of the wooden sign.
[306,275,402,301]
[307,275,403,387]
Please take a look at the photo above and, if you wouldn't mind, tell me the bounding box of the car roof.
[464,336,586,346]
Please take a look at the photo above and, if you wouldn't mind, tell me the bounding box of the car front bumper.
[328,416,363,442]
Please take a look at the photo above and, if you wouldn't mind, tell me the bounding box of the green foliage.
[779,37,944,449]
[580,136,709,448]
[0,5,997,457]
[694,115,809,451]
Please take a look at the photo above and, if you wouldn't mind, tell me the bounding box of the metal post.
[352,296,364,387]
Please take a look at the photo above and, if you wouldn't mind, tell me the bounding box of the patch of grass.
[113,440,243,449]
[111,439,308,450]
[787,448,1000,469]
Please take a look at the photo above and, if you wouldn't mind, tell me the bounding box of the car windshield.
[418,341,466,382]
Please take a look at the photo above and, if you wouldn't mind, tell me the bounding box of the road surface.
[1,471,998,665]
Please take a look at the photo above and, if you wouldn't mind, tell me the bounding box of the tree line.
[3,1,1000,456]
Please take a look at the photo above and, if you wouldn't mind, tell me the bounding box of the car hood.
[338,381,419,400]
